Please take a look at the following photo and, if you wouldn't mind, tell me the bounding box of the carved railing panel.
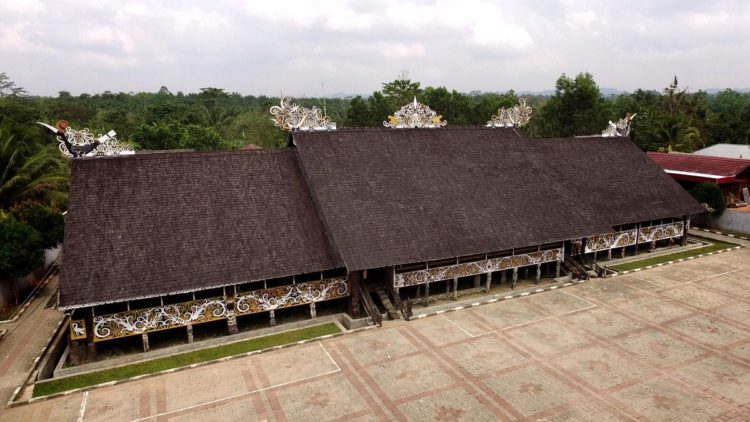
[638,222,684,243]
[394,248,562,288]
[93,297,227,342]
[90,278,350,342]
[235,277,348,316]
[584,229,638,253]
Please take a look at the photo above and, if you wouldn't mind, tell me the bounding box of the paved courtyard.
[3,246,750,421]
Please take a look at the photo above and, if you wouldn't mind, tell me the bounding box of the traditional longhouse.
[57,100,703,357]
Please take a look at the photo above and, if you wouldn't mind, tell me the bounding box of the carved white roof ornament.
[270,97,336,131]
[602,112,637,137]
[37,120,133,158]
[486,98,532,128]
[384,97,446,129]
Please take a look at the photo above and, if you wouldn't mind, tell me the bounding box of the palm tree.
[0,129,70,210]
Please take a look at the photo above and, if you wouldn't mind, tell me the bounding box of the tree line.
[2,71,750,288]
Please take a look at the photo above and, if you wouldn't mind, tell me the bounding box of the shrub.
[690,183,726,216]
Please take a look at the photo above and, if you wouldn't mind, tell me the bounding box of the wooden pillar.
[650,240,656,251]
[226,297,239,335]
[607,248,612,260]
[555,260,561,278]
[186,324,194,344]
[473,274,481,289]
[310,302,317,318]
[501,270,507,285]
[453,277,458,301]
[485,272,492,292]
[445,279,451,295]
[269,309,276,326]
[347,271,361,318]
[681,216,689,246]
[621,247,626,258]
[86,309,96,362]
[141,333,150,352]
[512,268,518,289]
[424,281,430,302]
[535,264,541,283]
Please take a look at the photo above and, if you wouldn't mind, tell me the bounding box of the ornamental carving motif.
[93,298,227,341]
[270,97,336,131]
[394,248,562,288]
[486,98,532,128]
[236,278,348,315]
[70,319,87,340]
[601,113,636,137]
[585,229,638,253]
[384,97,446,129]
[638,222,684,243]
[37,120,132,158]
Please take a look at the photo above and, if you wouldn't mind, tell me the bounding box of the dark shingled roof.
[58,149,338,308]
[293,128,704,271]
[60,127,704,308]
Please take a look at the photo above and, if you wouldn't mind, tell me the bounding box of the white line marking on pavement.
[441,314,476,338]
[318,342,340,372]
[559,290,598,308]
[77,391,89,422]
[130,367,340,422]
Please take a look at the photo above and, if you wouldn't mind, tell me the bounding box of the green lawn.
[608,240,737,273]
[33,322,340,397]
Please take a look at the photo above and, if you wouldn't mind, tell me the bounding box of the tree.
[345,96,371,127]
[10,201,64,249]
[0,128,70,209]
[690,183,726,216]
[0,73,27,97]
[535,72,611,138]
[0,217,43,278]
[382,78,422,107]
[182,125,223,151]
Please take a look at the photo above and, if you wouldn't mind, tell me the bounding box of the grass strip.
[33,322,340,397]
[609,241,737,273]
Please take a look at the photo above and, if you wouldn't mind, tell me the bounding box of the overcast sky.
[2,0,749,97]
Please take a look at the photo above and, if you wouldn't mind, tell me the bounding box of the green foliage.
[9,201,64,249]
[382,78,422,107]
[131,123,223,151]
[690,183,726,216]
[0,127,70,209]
[33,322,341,397]
[533,72,611,137]
[0,216,44,278]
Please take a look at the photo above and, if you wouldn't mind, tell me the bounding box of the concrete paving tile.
[555,344,653,390]
[275,374,370,422]
[334,327,418,366]
[616,329,708,369]
[442,335,528,377]
[482,364,583,417]
[505,319,592,357]
[675,355,750,405]
[612,294,694,324]
[365,352,454,401]
[523,290,596,316]
[611,376,730,422]
[397,386,499,421]
[667,315,749,349]
[562,306,647,338]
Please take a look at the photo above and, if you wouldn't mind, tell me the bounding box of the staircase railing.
[387,285,411,320]
[358,286,382,327]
